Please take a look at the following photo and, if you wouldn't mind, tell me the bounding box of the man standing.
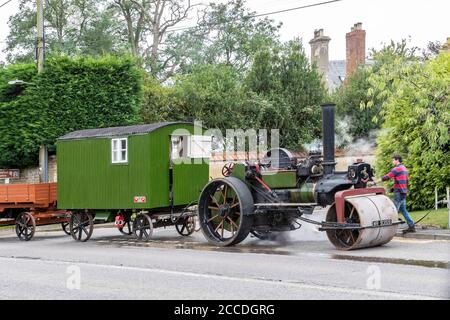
[382,155,415,233]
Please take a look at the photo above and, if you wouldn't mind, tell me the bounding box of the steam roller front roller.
[325,192,399,250]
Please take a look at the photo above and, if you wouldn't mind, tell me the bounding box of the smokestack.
[321,103,336,174]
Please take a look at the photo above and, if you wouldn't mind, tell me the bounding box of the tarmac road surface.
[0,211,449,300]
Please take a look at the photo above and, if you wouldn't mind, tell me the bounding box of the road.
[0,212,449,300]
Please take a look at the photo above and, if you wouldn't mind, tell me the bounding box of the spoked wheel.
[326,202,361,250]
[118,220,133,236]
[61,222,71,235]
[15,212,36,241]
[222,162,235,177]
[133,213,153,241]
[198,177,254,246]
[70,211,94,242]
[175,215,196,236]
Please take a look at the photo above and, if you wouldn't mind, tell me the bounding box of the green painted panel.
[230,163,246,180]
[261,171,297,189]
[57,123,208,210]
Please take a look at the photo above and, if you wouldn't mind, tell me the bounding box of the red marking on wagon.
[134,196,147,203]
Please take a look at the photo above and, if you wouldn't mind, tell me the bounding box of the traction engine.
[197,104,401,250]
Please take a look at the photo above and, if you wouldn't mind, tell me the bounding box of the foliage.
[4,0,126,63]
[373,52,450,210]
[333,67,382,145]
[141,39,326,150]
[166,0,281,76]
[0,55,143,168]
[245,40,327,149]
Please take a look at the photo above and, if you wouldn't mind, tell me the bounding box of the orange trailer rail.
[0,182,57,212]
[0,182,70,240]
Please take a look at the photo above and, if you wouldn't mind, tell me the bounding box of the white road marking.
[0,256,442,300]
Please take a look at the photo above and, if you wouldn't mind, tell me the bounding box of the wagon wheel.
[15,212,36,241]
[198,177,253,246]
[175,215,196,236]
[61,222,71,235]
[133,213,153,241]
[70,211,94,242]
[325,202,361,250]
[222,162,235,177]
[118,220,133,236]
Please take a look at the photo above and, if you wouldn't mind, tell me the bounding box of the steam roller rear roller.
[325,191,399,250]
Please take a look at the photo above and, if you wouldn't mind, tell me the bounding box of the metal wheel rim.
[61,222,71,235]
[15,212,36,241]
[175,216,196,236]
[118,220,133,236]
[326,202,361,249]
[198,179,252,246]
[70,212,94,242]
[133,213,153,241]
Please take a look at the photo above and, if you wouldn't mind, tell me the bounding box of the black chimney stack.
[321,103,336,174]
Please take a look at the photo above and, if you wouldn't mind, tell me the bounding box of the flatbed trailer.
[0,182,70,240]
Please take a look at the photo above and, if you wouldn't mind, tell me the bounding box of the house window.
[112,138,127,163]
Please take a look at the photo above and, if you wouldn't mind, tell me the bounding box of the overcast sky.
[0,0,449,63]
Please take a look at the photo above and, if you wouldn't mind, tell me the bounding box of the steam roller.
[197,103,403,250]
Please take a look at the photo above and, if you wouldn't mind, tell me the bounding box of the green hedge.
[0,55,143,168]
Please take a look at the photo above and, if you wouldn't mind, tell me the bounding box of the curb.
[395,231,450,241]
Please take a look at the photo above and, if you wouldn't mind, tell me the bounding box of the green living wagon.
[57,122,211,241]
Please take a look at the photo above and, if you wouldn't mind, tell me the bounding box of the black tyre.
[198,177,254,246]
[15,212,36,241]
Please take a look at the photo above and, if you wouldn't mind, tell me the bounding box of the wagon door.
[170,135,210,206]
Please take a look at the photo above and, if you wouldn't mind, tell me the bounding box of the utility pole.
[36,0,44,73]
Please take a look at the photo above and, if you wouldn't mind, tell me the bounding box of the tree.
[0,55,143,168]
[112,0,197,80]
[333,67,382,146]
[4,0,126,62]
[166,0,281,75]
[332,40,420,146]
[372,52,450,210]
[245,40,326,149]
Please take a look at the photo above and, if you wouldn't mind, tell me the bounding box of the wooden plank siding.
[0,183,57,208]
[56,123,209,210]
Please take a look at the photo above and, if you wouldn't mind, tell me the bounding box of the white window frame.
[111,138,128,164]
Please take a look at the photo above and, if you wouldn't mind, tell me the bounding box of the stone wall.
[0,155,57,184]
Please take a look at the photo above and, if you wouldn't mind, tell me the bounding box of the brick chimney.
[346,22,366,76]
[309,29,331,82]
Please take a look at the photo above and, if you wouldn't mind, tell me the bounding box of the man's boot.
[402,226,416,234]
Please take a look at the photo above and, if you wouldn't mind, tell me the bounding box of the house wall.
[0,156,57,185]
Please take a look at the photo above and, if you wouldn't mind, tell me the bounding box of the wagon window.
[171,135,189,160]
[188,135,211,158]
[111,138,127,163]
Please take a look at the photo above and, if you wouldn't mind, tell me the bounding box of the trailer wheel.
[118,220,133,236]
[15,212,36,241]
[70,211,94,242]
[176,216,196,236]
[61,222,71,235]
[133,213,153,241]
[198,177,254,246]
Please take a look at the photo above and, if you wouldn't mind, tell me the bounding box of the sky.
[0,0,449,63]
